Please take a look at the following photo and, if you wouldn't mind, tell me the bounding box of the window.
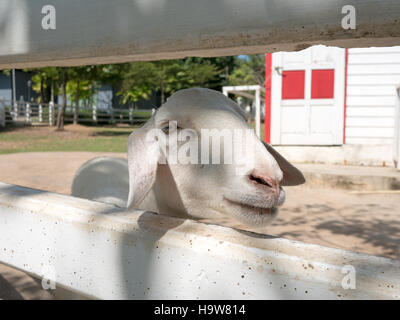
[311,69,334,99]
[281,70,305,99]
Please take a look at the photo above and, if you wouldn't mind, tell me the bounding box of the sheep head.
[127,88,305,227]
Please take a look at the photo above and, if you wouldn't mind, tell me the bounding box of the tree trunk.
[40,76,44,103]
[56,69,68,130]
[73,80,80,125]
[160,81,165,104]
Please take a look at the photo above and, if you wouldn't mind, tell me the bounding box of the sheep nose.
[248,170,280,194]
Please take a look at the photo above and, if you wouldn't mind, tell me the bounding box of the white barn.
[265,45,400,168]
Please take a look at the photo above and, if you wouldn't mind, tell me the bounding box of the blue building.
[0,70,38,103]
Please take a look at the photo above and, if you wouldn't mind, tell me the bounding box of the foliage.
[228,54,265,87]
[14,54,264,107]
[29,67,63,102]
[118,62,157,104]
[117,59,221,104]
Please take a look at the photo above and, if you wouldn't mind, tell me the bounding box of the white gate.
[270,46,346,145]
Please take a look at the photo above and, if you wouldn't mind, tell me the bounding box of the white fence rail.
[1,0,399,69]
[0,182,399,300]
[0,100,153,127]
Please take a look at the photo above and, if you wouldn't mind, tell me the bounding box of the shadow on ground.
[92,130,131,137]
[266,197,400,260]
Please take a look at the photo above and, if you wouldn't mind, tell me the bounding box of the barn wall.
[345,46,400,145]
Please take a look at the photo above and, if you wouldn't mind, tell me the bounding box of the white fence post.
[49,101,55,126]
[25,103,31,124]
[394,86,400,170]
[12,102,18,122]
[222,85,262,138]
[255,87,261,138]
[152,108,156,115]
[92,105,97,123]
[39,104,43,123]
[129,107,133,124]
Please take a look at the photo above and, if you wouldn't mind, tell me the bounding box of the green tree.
[117,59,220,105]
[183,56,237,90]
[228,54,265,87]
[117,62,157,105]
[67,66,99,124]
[180,59,219,89]
[30,67,61,103]
[13,55,253,129]
[152,60,184,104]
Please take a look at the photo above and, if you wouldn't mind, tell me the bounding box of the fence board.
[0,182,399,299]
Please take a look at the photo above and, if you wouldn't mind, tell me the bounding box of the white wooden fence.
[0,99,154,127]
[0,182,399,300]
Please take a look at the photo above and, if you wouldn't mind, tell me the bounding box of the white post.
[39,104,43,123]
[92,105,97,123]
[237,96,242,107]
[255,87,261,138]
[49,101,54,126]
[129,107,133,124]
[25,103,31,124]
[11,69,16,107]
[394,87,400,170]
[12,102,18,122]
[222,85,262,138]
[152,108,156,115]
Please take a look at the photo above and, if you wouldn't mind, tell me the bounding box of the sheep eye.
[161,124,182,134]
[162,126,170,134]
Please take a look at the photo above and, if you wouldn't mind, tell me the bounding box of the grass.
[0,125,138,154]
[0,120,265,155]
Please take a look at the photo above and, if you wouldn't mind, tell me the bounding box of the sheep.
[72,88,305,227]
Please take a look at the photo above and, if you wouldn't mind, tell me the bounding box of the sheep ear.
[127,119,160,208]
[262,142,306,186]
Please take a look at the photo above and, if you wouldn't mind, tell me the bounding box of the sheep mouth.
[223,197,277,215]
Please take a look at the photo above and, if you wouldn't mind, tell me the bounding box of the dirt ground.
[0,151,399,299]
